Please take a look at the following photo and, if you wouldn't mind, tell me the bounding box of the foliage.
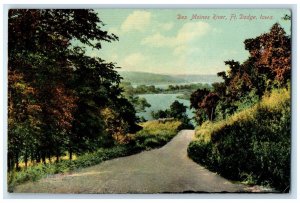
[121,81,211,123]
[151,109,170,119]
[166,83,212,96]
[244,23,291,85]
[8,120,182,192]
[199,93,220,121]
[151,100,194,129]
[188,23,292,192]
[190,23,291,125]
[190,88,210,109]
[8,145,134,192]
[192,109,208,125]
[8,9,139,171]
[131,120,182,150]
[120,82,151,118]
[188,88,291,192]
[121,81,212,96]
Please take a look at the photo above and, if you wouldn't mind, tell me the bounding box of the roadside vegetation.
[8,9,139,172]
[132,120,183,150]
[188,88,290,191]
[8,10,184,192]
[151,100,194,129]
[7,9,291,193]
[187,21,291,192]
[8,119,182,192]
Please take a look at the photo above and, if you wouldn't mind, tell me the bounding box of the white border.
[1,1,299,202]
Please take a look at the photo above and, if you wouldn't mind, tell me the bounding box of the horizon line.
[117,70,221,76]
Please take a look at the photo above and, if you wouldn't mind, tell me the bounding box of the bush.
[9,120,183,192]
[8,145,133,192]
[132,120,182,150]
[188,88,291,192]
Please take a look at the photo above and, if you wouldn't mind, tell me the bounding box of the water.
[136,93,194,121]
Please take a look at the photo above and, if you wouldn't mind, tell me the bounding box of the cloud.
[121,11,151,32]
[138,22,213,74]
[173,45,188,56]
[159,22,174,31]
[173,45,201,56]
[141,33,175,47]
[176,22,210,44]
[141,22,211,47]
[121,53,146,70]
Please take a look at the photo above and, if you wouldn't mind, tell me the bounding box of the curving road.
[15,130,248,193]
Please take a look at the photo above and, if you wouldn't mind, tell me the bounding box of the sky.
[86,9,291,75]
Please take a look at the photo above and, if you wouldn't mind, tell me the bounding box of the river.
[136,93,194,121]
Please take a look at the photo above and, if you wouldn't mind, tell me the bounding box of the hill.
[188,88,290,191]
[174,74,223,84]
[119,71,222,85]
[119,71,185,84]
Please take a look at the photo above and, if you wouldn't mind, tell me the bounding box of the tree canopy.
[8,9,139,170]
[190,23,291,124]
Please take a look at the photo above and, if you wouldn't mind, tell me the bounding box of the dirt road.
[15,130,247,193]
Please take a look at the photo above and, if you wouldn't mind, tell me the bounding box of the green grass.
[131,119,182,150]
[8,145,133,192]
[188,88,291,192]
[8,119,182,192]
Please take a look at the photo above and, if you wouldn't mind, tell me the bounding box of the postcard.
[7,8,291,194]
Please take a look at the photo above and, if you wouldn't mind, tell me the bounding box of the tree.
[189,88,211,125]
[169,100,187,119]
[120,82,151,121]
[190,88,210,109]
[170,100,193,129]
[8,9,140,168]
[151,100,193,129]
[200,93,220,121]
[244,23,291,86]
[210,23,291,121]
[151,110,169,119]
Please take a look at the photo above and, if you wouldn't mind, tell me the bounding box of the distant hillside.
[119,71,223,84]
[119,71,185,84]
[174,74,223,84]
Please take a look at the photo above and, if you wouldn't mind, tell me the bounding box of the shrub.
[8,145,133,192]
[9,120,182,192]
[188,88,291,192]
[133,120,182,150]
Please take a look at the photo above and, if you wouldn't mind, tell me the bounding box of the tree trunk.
[36,152,41,163]
[42,152,46,164]
[48,154,52,163]
[24,150,28,169]
[8,151,14,171]
[210,107,214,121]
[56,153,59,163]
[15,152,20,171]
[69,149,73,160]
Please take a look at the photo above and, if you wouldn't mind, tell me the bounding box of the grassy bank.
[188,88,291,192]
[132,119,182,150]
[8,119,182,192]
